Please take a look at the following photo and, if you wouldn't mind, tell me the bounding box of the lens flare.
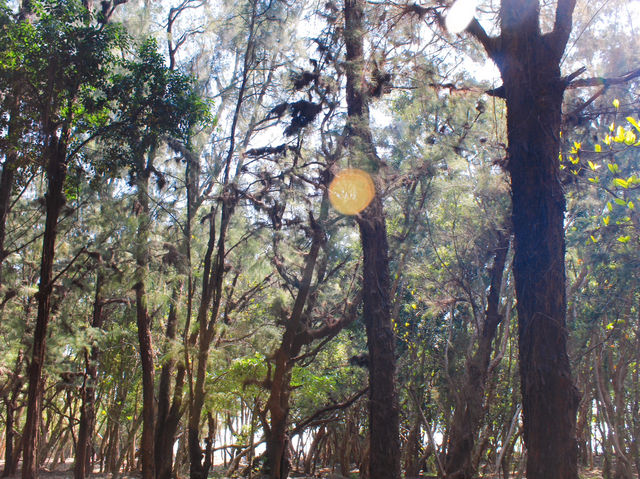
[329,168,376,215]
[445,0,478,34]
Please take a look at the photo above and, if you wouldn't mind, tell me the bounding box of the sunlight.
[329,168,376,215]
[445,0,478,34]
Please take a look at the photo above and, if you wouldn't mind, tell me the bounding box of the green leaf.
[617,236,631,243]
[628,201,635,210]
[607,163,619,173]
[607,201,613,212]
[590,235,599,243]
[588,177,599,184]
[603,215,610,226]
[614,198,627,206]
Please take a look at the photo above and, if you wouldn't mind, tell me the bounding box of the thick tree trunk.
[343,1,400,478]
[22,139,67,479]
[265,348,294,479]
[356,197,400,479]
[464,0,580,476]
[444,232,510,479]
[74,271,104,479]
[505,70,579,479]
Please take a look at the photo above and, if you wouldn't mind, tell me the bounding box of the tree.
[103,37,209,479]
[2,4,125,477]
[343,1,400,478]
[457,0,581,476]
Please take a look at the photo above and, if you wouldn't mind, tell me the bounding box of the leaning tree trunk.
[22,137,68,479]
[444,231,510,479]
[343,1,400,478]
[466,0,581,477]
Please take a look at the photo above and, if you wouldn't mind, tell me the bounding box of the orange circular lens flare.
[328,168,376,215]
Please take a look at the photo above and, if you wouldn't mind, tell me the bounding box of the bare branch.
[568,67,640,89]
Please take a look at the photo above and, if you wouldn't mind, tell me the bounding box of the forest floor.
[0,463,612,479]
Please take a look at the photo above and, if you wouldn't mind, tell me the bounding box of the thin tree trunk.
[0,97,20,288]
[22,137,68,479]
[74,270,104,479]
[343,1,400,478]
[134,149,156,479]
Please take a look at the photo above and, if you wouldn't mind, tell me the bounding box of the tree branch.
[290,387,368,437]
[550,0,578,60]
[568,67,640,89]
[466,18,500,61]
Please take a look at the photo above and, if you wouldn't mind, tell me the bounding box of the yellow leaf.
[594,144,601,152]
[613,98,620,108]
[627,116,640,132]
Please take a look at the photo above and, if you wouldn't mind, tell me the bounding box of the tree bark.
[22,137,68,479]
[343,1,400,479]
[466,0,581,477]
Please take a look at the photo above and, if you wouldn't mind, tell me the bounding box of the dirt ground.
[0,466,610,479]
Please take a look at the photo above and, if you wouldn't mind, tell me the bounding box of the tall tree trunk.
[22,138,68,479]
[188,199,233,479]
[343,2,400,478]
[134,151,156,479]
[444,231,510,479]
[74,270,104,479]
[467,0,580,476]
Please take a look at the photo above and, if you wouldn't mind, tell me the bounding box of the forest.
[0,0,639,478]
